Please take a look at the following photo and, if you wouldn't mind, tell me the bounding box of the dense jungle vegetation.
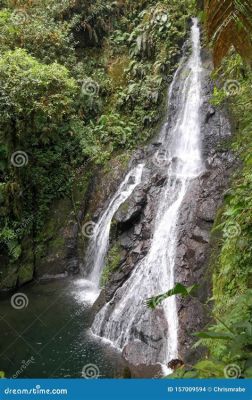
[0,0,193,287]
[0,0,251,379]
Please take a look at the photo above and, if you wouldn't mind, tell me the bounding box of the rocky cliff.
[89,47,235,376]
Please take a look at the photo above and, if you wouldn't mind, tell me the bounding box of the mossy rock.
[18,263,34,286]
[108,55,130,88]
[118,201,131,214]
[0,267,18,290]
[100,243,122,287]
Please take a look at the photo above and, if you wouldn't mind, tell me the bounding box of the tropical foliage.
[204,51,252,376]
[148,283,252,378]
[0,0,195,287]
[204,0,252,66]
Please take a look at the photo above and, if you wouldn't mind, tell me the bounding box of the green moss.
[0,0,195,288]
[118,201,130,214]
[108,55,130,88]
[18,264,34,286]
[100,244,122,287]
[102,151,131,175]
[0,270,18,290]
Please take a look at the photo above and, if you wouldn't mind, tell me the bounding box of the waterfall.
[91,19,204,366]
[85,163,144,287]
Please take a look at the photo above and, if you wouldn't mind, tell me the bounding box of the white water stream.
[85,163,144,287]
[91,19,204,366]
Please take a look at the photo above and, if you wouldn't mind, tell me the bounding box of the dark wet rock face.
[97,173,168,303]
[122,341,165,378]
[114,188,147,231]
[90,50,235,376]
[174,59,235,362]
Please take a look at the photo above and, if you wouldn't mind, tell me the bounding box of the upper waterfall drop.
[91,18,204,367]
[85,163,144,287]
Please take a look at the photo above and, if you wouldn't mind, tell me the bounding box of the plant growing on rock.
[147,284,252,378]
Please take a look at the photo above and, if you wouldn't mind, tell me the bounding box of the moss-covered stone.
[118,201,131,215]
[35,170,92,278]
[100,244,122,287]
[108,55,130,88]
[0,269,18,290]
[18,263,34,286]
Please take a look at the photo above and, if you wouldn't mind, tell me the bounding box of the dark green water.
[0,278,125,378]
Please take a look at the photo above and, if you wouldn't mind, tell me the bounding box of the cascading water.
[85,163,144,287]
[91,19,204,366]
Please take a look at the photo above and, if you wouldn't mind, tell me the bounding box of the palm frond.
[205,0,252,66]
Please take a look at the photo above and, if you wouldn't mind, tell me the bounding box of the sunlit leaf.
[147,283,198,309]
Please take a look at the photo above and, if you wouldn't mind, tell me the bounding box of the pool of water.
[0,278,126,378]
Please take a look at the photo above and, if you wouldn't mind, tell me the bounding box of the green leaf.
[165,368,186,379]
[182,370,199,378]
[147,283,198,309]
[194,360,225,377]
[194,331,234,340]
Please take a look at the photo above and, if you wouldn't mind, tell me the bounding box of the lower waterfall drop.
[85,163,144,287]
[91,19,204,368]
